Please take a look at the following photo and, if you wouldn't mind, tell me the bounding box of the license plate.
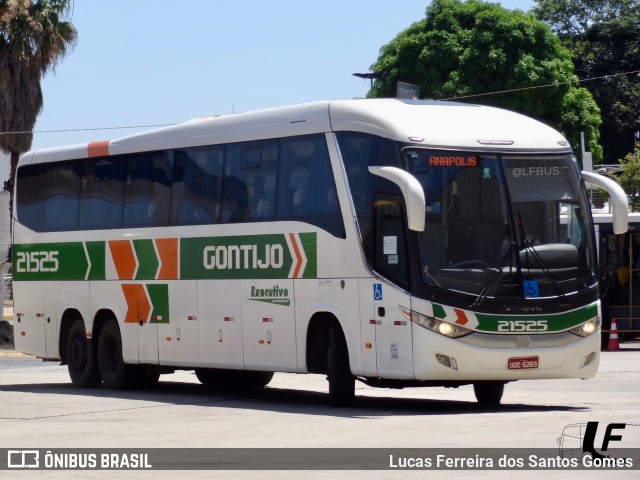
[508,356,539,370]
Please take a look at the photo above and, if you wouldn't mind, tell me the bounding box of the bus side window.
[374,193,409,288]
[78,158,126,230]
[123,152,172,228]
[16,163,48,232]
[224,142,278,223]
[336,132,401,258]
[171,147,222,225]
[277,135,344,237]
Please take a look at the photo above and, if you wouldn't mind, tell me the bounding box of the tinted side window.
[336,132,400,218]
[16,161,82,232]
[278,136,344,238]
[78,158,126,230]
[15,135,345,236]
[45,161,82,231]
[171,146,223,225]
[123,152,172,228]
[225,141,278,223]
[16,163,48,232]
[336,132,401,257]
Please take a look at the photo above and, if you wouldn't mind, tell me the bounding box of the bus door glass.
[372,193,413,377]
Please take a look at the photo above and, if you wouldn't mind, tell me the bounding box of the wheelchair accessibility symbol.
[523,279,540,298]
[373,284,383,301]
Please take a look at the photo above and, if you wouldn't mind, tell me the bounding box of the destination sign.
[427,155,477,167]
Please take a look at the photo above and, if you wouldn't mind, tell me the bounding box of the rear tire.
[137,367,161,389]
[66,318,101,388]
[473,382,505,405]
[195,368,274,388]
[98,319,138,389]
[328,322,355,407]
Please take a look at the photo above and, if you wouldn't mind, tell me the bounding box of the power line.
[0,68,639,137]
[440,69,640,101]
[0,123,177,136]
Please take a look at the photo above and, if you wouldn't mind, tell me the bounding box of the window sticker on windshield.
[383,236,397,255]
[523,280,540,298]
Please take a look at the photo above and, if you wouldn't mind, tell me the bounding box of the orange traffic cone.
[608,319,620,351]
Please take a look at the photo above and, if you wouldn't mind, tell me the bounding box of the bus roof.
[20,99,571,165]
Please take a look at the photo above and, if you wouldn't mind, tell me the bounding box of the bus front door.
[373,279,413,378]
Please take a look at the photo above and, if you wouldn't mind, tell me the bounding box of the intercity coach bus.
[12,99,628,406]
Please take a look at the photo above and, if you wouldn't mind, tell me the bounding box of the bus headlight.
[411,311,472,338]
[568,319,600,337]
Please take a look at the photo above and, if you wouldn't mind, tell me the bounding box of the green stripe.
[475,304,598,333]
[299,232,317,279]
[14,242,88,281]
[14,232,318,282]
[433,304,447,321]
[432,302,598,333]
[180,234,302,280]
[133,240,158,280]
[86,241,105,280]
[147,284,170,323]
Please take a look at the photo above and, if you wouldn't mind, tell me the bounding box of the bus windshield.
[404,149,596,299]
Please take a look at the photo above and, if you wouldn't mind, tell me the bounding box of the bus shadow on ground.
[0,379,589,418]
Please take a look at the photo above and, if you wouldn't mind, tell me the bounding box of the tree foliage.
[0,0,77,190]
[534,0,640,163]
[368,0,602,163]
[616,142,640,211]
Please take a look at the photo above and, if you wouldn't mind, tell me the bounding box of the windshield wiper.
[471,241,516,308]
[520,241,567,301]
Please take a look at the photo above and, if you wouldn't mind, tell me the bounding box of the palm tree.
[0,0,77,195]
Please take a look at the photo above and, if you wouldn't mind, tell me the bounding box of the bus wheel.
[473,382,505,405]
[240,371,274,387]
[195,368,224,386]
[195,369,274,388]
[66,318,101,388]
[138,367,161,389]
[98,319,137,389]
[328,322,355,407]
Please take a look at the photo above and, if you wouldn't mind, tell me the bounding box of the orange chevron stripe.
[122,284,150,323]
[88,140,110,158]
[453,308,469,326]
[288,233,303,279]
[156,238,178,280]
[109,240,137,280]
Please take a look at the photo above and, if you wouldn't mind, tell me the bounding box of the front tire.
[98,319,138,389]
[328,322,355,407]
[473,382,505,405]
[66,318,101,388]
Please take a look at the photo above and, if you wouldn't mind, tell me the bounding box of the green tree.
[368,0,602,163]
[534,0,640,163]
[616,142,640,211]
[0,0,77,192]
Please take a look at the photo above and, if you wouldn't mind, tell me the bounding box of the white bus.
[12,99,628,406]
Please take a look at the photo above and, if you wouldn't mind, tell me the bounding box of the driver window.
[374,193,409,288]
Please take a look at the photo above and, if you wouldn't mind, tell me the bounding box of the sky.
[26,0,534,156]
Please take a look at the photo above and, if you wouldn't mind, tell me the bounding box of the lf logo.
[7,450,40,468]
[583,422,625,459]
[557,422,634,459]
